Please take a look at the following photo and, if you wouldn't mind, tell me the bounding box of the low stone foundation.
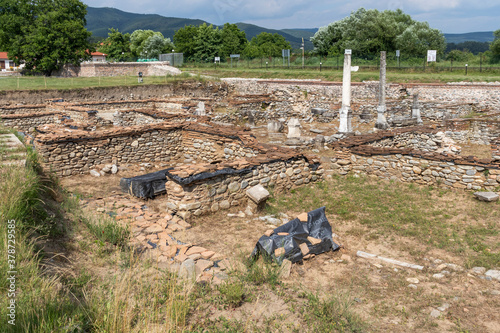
[164,157,322,219]
[328,126,500,191]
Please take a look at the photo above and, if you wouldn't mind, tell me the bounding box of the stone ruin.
[2,79,500,281]
[1,79,500,208]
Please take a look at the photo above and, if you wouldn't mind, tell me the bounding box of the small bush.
[243,257,282,287]
[218,280,246,307]
[304,292,366,332]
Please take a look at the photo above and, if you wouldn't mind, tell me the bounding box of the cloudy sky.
[82,0,500,33]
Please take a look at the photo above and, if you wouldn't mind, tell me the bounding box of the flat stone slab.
[485,270,500,281]
[246,185,270,204]
[474,192,499,202]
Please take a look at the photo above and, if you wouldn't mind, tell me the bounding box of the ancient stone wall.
[180,131,258,164]
[35,125,185,176]
[0,105,46,115]
[54,62,178,78]
[328,126,500,191]
[331,153,500,191]
[164,157,323,218]
[1,112,62,132]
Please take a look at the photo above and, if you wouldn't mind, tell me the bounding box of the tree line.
[0,0,499,75]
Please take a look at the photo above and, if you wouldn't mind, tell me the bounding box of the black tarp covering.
[251,207,340,264]
[120,168,173,199]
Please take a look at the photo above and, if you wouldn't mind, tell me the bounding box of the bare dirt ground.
[60,168,500,332]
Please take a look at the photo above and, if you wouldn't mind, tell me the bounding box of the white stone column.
[339,49,352,133]
[375,51,389,130]
[411,93,423,124]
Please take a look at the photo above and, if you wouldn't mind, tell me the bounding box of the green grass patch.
[302,291,366,332]
[268,175,500,269]
[0,72,196,91]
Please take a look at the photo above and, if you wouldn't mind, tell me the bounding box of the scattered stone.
[485,270,500,282]
[437,303,450,312]
[297,212,308,222]
[179,259,196,279]
[430,309,441,318]
[408,284,418,289]
[299,243,310,256]
[144,224,164,234]
[200,250,215,259]
[357,251,424,270]
[186,246,207,256]
[433,273,445,279]
[406,278,419,284]
[307,236,322,245]
[90,170,100,177]
[473,192,499,202]
[275,247,285,257]
[280,259,292,278]
[264,229,274,237]
[246,185,270,210]
[195,259,213,276]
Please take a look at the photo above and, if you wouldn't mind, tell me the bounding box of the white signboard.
[351,66,359,72]
[427,50,437,62]
[396,50,400,57]
[345,49,352,55]
[214,57,220,62]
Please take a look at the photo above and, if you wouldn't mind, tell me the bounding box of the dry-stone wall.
[164,157,323,219]
[180,130,258,164]
[35,125,185,176]
[54,62,180,78]
[0,105,46,115]
[1,113,62,132]
[331,153,500,191]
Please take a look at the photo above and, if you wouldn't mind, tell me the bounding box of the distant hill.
[86,7,207,40]
[85,7,315,50]
[281,28,318,40]
[86,7,494,51]
[235,23,314,50]
[443,32,494,44]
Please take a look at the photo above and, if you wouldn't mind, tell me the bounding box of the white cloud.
[82,0,499,32]
[406,0,461,11]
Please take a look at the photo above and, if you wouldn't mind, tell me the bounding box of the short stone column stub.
[411,93,423,124]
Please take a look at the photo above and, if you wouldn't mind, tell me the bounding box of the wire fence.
[184,55,500,73]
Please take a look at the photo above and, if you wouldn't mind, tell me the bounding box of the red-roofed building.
[0,52,15,71]
[91,51,106,62]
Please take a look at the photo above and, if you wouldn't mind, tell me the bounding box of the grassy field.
[0,72,197,91]
[1,64,500,92]
[183,66,500,83]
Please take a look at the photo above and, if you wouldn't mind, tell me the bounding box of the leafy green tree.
[245,32,291,58]
[311,8,445,58]
[130,30,156,57]
[446,41,490,55]
[0,0,92,75]
[446,49,469,62]
[99,28,133,61]
[395,21,446,57]
[490,29,500,60]
[193,23,222,62]
[130,29,173,58]
[220,23,247,58]
[173,25,199,60]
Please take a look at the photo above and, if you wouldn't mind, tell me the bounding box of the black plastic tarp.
[251,206,339,264]
[120,168,173,199]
